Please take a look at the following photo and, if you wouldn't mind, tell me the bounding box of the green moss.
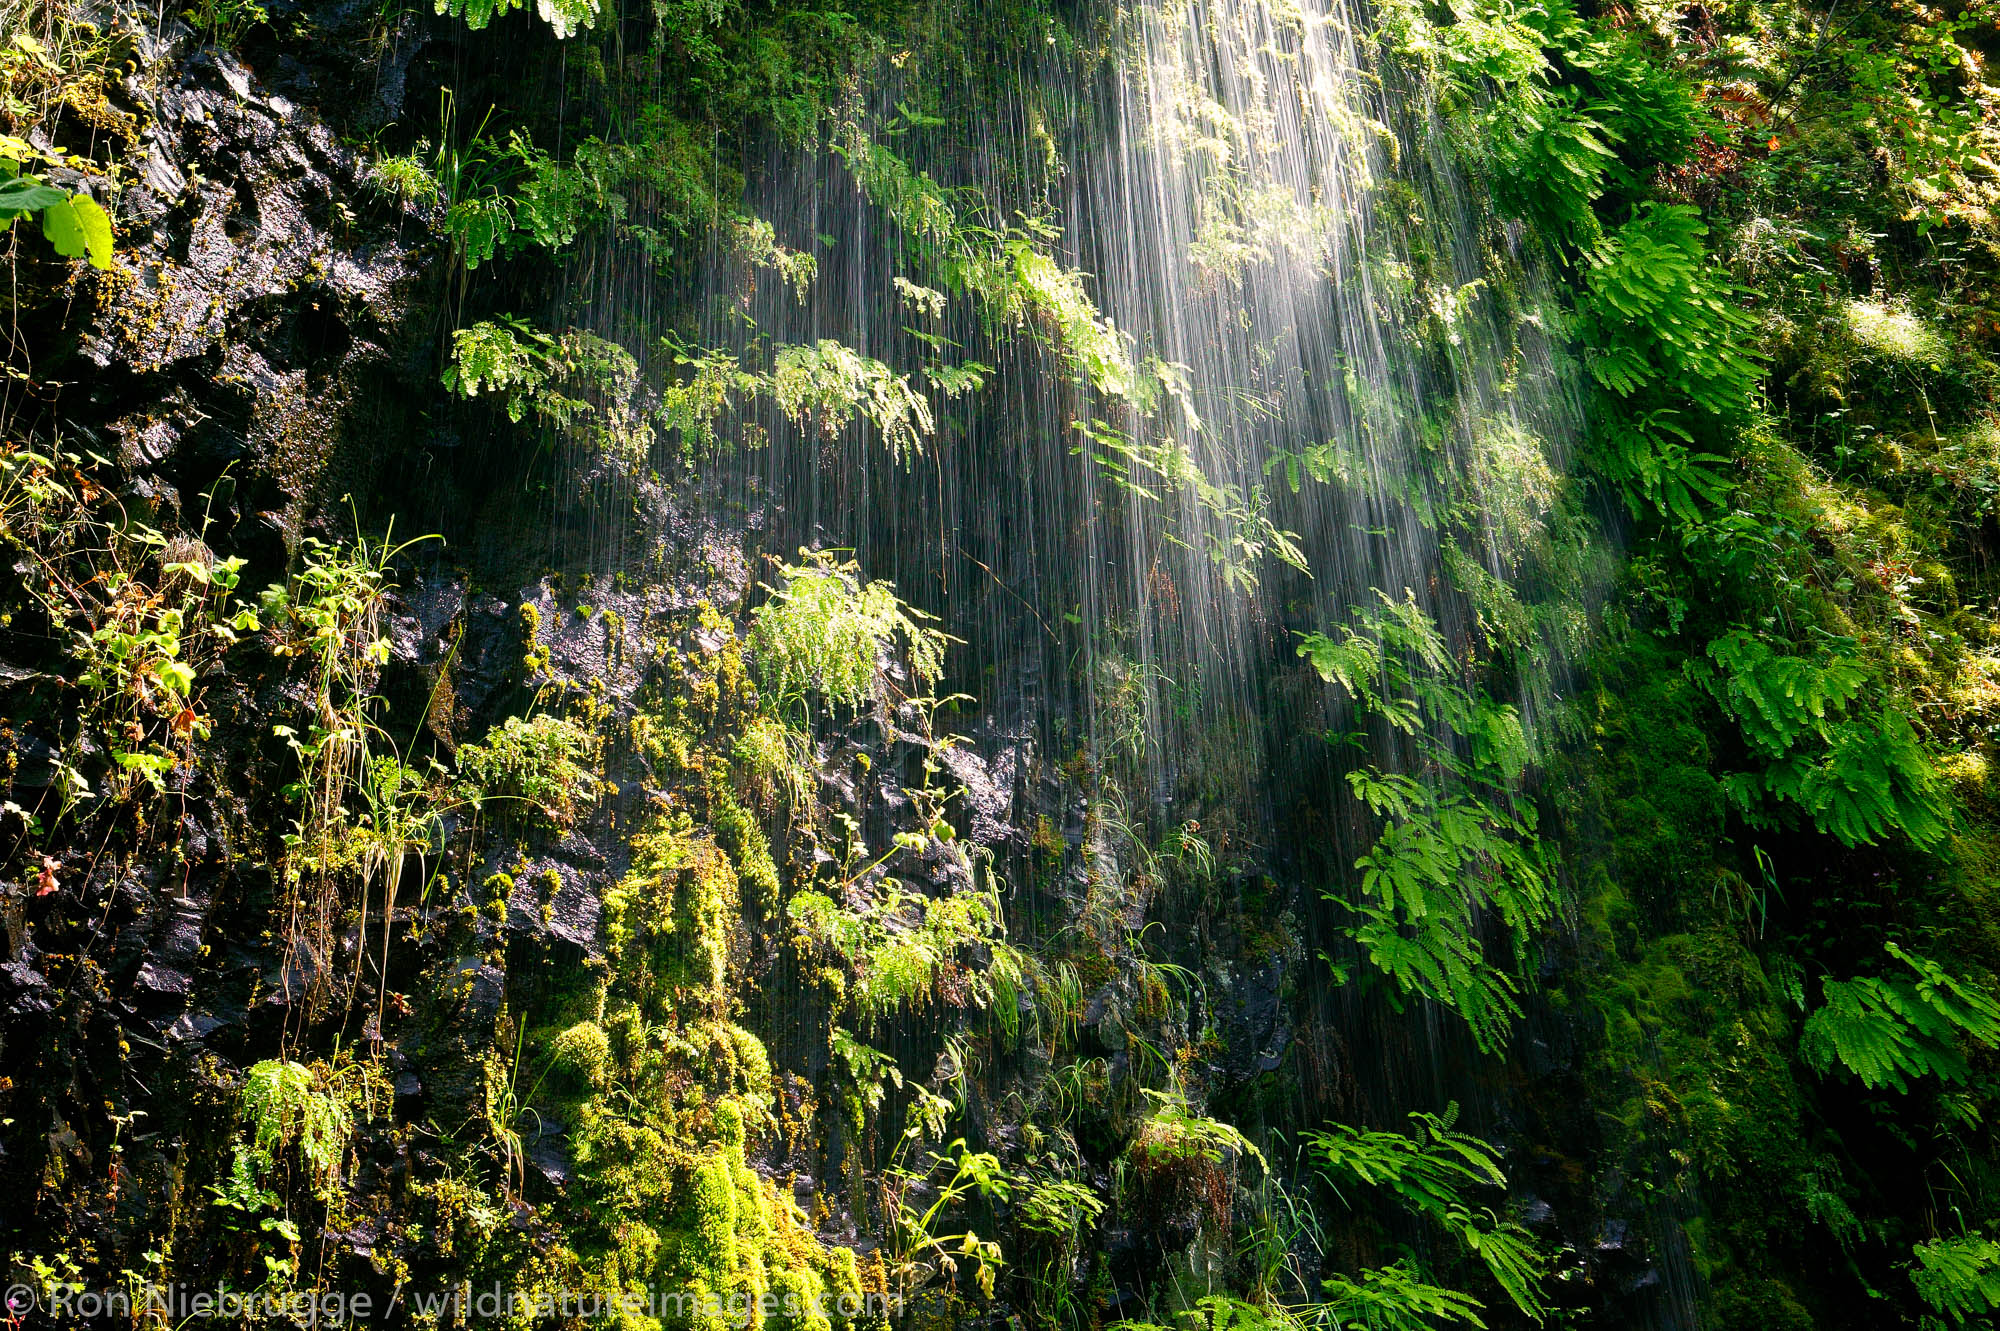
[707,769,781,920]
[458,714,603,827]
[605,812,741,1007]
[551,1021,612,1090]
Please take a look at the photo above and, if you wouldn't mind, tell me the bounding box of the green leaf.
[1801,944,2000,1092]
[1910,1235,2000,1323]
[1309,1109,1549,1320]
[157,660,196,695]
[0,175,68,219]
[41,194,113,268]
[1322,1261,1487,1331]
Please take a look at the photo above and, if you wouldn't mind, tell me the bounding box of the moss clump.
[550,1021,612,1090]
[733,714,811,810]
[458,713,603,827]
[607,813,742,1003]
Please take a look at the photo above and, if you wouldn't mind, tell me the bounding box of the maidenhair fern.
[1308,1107,1548,1322]
[1704,632,1868,759]
[434,0,599,38]
[1755,712,1949,850]
[1583,204,1761,418]
[1109,1294,1308,1331]
[1308,1107,1505,1215]
[1300,592,1550,1053]
[1131,1088,1269,1176]
[442,320,655,465]
[1343,773,1544,1054]
[834,123,1147,405]
[455,713,602,827]
[1078,418,1308,596]
[236,1059,354,1202]
[1698,631,1947,848]
[441,318,561,416]
[1321,1260,1486,1331]
[1800,943,2000,1093]
[770,340,935,462]
[749,551,949,719]
[1909,1235,2000,1325]
[1485,86,1617,256]
[1578,205,1759,522]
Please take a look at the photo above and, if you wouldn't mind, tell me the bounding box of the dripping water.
[522,0,1706,1322]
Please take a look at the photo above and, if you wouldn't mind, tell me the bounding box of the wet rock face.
[0,10,1323,1321]
[69,16,436,533]
[0,3,451,1266]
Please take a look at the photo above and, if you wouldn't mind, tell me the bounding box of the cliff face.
[7,2,2000,1330]
[1,0,441,1290]
[3,8,1294,1321]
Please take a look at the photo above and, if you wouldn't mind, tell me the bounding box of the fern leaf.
[1323,1260,1487,1331]
[1801,945,2000,1092]
[1911,1236,2000,1323]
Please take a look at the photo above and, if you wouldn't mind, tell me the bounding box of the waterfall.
[526,0,1704,1321]
[541,0,1585,766]
[8,0,1989,1321]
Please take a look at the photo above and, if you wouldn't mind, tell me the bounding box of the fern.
[440,318,561,417]
[1447,1205,1548,1323]
[834,125,1147,405]
[1701,633,1947,848]
[1109,1294,1309,1331]
[456,713,602,826]
[1079,418,1308,595]
[748,550,949,718]
[1133,1088,1268,1175]
[1560,20,1698,176]
[1591,407,1731,523]
[445,194,515,269]
[506,130,610,250]
[1348,901,1525,1055]
[442,320,656,465]
[240,1059,352,1193]
[1755,712,1949,849]
[1909,1235,2000,1324]
[1322,1260,1487,1331]
[1341,772,1546,1055]
[1299,591,1527,778]
[770,340,935,462]
[1309,1108,1502,1209]
[434,0,598,38]
[1581,204,1761,421]
[1801,943,2000,1093]
[1302,593,1550,1052]
[1484,86,1617,256]
[1704,632,1869,758]
[1308,1108,1548,1321]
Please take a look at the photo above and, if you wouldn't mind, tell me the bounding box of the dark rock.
[0,959,52,1015]
[2,729,58,789]
[941,734,1028,849]
[525,1121,570,1185]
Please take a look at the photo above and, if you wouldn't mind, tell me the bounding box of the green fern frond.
[1759,712,1949,849]
[1307,1108,1506,1216]
[1800,944,2000,1092]
[1704,631,1868,758]
[1309,1110,1549,1321]
[1910,1235,2000,1324]
[434,0,599,38]
[1322,1260,1487,1331]
[240,1059,353,1192]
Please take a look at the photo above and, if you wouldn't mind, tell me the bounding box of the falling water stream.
[552,0,1696,1321]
